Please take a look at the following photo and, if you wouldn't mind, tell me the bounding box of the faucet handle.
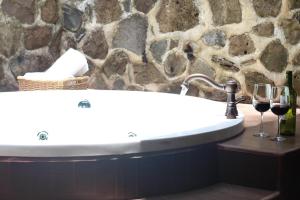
[225,80,238,93]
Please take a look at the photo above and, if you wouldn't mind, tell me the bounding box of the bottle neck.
[286,73,293,87]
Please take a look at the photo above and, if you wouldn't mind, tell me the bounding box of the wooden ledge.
[219,104,300,156]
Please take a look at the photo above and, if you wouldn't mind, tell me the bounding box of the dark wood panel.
[218,149,279,190]
[279,150,300,200]
[0,143,218,200]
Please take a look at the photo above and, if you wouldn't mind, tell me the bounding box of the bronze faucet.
[181,74,245,119]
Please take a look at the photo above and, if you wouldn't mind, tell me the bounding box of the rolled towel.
[46,48,89,77]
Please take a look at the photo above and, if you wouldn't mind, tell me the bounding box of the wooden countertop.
[218,104,300,156]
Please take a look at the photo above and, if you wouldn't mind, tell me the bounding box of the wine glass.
[252,84,271,138]
[270,86,290,142]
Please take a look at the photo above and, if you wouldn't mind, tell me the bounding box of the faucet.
[181,74,245,119]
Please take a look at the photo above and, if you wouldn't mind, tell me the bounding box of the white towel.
[24,48,89,80]
[46,48,89,77]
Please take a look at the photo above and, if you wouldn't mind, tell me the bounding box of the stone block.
[112,13,148,55]
[122,0,131,12]
[159,80,199,97]
[61,34,77,50]
[82,28,108,60]
[62,4,83,32]
[292,51,300,66]
[260,40,288,73]
[24,26,52,50]
[253,0,281,17]
[279,18,300,45]
[203,89,227,102]
[244,71,274,94]
[0,58,18,91]
[189,59,216,79]
[41,0,59,24]
[1,0,35,24]
[150,40,168,64]
[95,0,122,24]
[88,73,108,90]
[102,49,129,78]
[202,30,226,48]
[240,59,257,66]
[0,23,21,58]
[252,22,274,37]
[163,51,187,77]
[170,40,179,50]
[157,0,199,33]
[229,34,255,56]
[113,78,126,90]
[133,63,166,85]
[9,52,53,77]
[289,0,300,10]
[134,0,157,14]
[211,55,240,72]
[293,11,300,23]
[208,0,242,26]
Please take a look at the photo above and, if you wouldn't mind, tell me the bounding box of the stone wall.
[0,0,299,104]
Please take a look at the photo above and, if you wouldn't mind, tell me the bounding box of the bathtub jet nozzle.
[78,99,91,108]
[37,131,48,141]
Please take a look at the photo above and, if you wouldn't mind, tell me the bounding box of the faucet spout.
[181,74,240,119]
[182,74,225,91]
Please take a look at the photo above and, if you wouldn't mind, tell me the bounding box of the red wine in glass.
[252,84,271,138]
[270,86,290,142]
[254,102,270,113]
[271,104,290,116]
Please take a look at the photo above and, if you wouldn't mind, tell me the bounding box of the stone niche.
[0,0,299,105]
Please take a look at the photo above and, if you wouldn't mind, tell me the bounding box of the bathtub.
[0,90,243,157]
[0,90,244,199]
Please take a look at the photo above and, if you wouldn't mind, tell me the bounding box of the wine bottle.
[280,71,297,136]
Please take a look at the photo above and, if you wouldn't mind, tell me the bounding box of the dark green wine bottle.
[280,71,297,136]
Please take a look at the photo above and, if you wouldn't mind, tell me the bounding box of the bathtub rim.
[0,89,244,158]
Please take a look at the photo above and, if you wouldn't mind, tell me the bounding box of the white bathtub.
[0,90,244,157]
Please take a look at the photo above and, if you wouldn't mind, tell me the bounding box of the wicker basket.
[17,76,89,91]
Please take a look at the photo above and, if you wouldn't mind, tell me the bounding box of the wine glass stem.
[260,112,264,134]
[277,116,281,138]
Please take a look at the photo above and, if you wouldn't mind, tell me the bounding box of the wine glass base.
[270,136,286,142]
[253,132,269,138]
